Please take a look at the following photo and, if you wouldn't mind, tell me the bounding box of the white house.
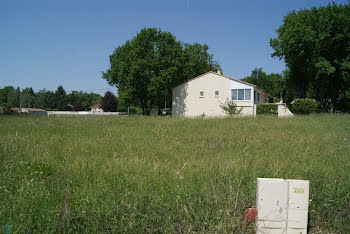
[172,71,270,117]
[90,103,103,113]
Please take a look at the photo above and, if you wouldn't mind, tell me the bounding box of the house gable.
[173,71,270,97]
[172,72,230,117]
[172,71,272,117]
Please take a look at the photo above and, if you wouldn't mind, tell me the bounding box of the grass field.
[0,115,349,233]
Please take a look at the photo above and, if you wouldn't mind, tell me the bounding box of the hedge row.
[256,104,278,115]
[291,99,318,114]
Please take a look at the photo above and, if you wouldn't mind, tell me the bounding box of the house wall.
[91,107,103,113]
[172,73,230,117]
[172,72,270,117]
[254,89,268,104]
[252,89,269,116]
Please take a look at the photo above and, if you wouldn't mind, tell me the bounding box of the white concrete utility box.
[256,178,309,234]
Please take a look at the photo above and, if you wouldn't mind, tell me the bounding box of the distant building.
[90,103,103,113]
[0,107,20,114]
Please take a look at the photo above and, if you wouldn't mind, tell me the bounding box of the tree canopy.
[242,68,284,98]
[0,85,102,111]
[242,68,298,104]
[102,28,220,115]
[0,86,15,106]
[270,3,350,110]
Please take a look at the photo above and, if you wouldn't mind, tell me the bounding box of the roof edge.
[173,71,272,97]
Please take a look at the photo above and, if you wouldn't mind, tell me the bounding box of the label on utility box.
[293,188,305,194]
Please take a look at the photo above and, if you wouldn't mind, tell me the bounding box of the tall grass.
[0,115,349,232]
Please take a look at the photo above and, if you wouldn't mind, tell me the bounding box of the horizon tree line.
[0,85,119,112]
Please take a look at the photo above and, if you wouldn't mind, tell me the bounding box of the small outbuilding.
[172,71,270,117]
[90,103,103,113]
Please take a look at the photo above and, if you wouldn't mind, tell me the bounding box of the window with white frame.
[200,91,204,97]
[231,89,251,100]
[215,91,219,97]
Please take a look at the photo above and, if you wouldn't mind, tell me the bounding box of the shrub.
[220,99,242,116]
[3,104,12,115]
[292,99,318,114]
[256,104,278,115]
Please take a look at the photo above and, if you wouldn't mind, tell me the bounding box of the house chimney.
[217,70,221,75]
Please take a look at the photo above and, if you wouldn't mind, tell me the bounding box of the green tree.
[270,3,350,111]
[44,91,56,110]
[67,91,101,111]
[0,86,14,106]
[103,28,220,115]
[55,85,68,110]
[7,87,21,107]
[180,43,220,85]
[35,89,49,109]
[21,87,35,108]
[242,68,291,102]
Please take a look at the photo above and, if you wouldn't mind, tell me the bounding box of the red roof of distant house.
[21,108,46,112]
[90,103,102,108]
[0,107,46,112]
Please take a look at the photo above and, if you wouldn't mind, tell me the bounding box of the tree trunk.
[141,99,147,116]
[330,75,340,113]
[300,80,306,98]
[317,79,325,112]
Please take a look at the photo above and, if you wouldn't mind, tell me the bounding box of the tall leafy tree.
[35,89,49,109]
[33,89,56,110]
[67,91,101,111]
[0,86,14,106]
[21,87,35,108]
[243,68,282,99]
[242,68,298,103]
[45,91,56,110]
[270,3,350,111]
[55,85,68,110]
[103,28,220,115]
[180,43,220,81]
[7,87,21,107]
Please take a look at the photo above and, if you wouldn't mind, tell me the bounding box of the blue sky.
[0,0,348,95]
